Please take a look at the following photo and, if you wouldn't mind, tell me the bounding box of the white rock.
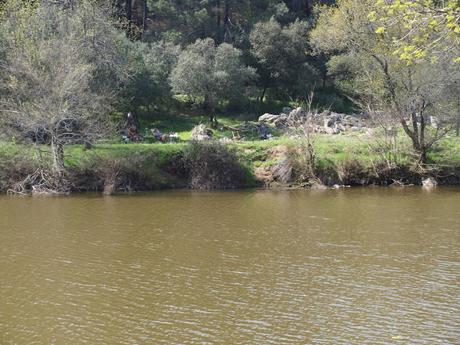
[422,177,438,189]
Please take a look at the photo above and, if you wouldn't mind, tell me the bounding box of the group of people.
[150,128,179,143]
[121,112,143,142]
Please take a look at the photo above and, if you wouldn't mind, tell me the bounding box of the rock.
[258,113,279,123]
[273,114,288,128]
[103,183,115,195]
[325,126,339,135]
[310,182,328,190]
[336,124,346,132]
[282,107,293,114]
[288,107,308,121]
[191,124,213,141]
[324,117,334,128]
[422,177,438,189]
[319,111,368,134]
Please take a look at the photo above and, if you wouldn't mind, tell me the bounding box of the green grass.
[428,136,460,165]
[2,130,460,173]
[138,113,252,141]
[64,142,187,166]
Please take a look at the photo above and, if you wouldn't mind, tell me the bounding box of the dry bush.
[337,159,369,186]
[0,151,39,193]
[0,149,69,195]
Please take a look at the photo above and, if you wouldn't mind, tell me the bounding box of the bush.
[181,141,250,189]
[0,149,40,192]
[337,159,369,185]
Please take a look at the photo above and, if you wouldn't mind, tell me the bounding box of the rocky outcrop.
[258,113,279,123]
[258,107,369,135]
[319,111,366,134]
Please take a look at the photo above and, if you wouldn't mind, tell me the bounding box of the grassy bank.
[1,132,460,194]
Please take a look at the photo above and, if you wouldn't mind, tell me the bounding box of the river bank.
[1,134,460,194]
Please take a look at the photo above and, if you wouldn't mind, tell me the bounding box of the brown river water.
[0,188,459,344]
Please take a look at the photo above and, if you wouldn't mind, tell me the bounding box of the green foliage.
[311,0,459,113]
[118,40,181,115]
[0,0,131,136]
[181,141,252,189]
[371,0,460,64]
[250,18,316,99]
[311,0,460,163]
[170,38,256,115]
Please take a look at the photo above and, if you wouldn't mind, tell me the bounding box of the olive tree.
[170,38,256,125]
[250,18,315,100]
[311,0,460,164]
[0,0,129,180]
[119,40,181,115]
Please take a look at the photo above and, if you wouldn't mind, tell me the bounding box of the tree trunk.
[204,95,218,127]
[125,0,132,20]
[259,86,267,103]
[142,0,148,36]
[51,139,65,174]
[401,113,428,165]
[305,0,311,17]
[223,0,230,42]
[216,0,222,43]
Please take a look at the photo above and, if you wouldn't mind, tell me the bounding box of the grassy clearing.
[139,113,254,141]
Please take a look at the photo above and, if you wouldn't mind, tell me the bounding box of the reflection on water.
[0,188,459,344]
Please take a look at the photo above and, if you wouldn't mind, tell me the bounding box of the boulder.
[324,117,334,128]
[282,106,293,114]
[325,126,340,135]
[288,107,308,121]
[334,124,344,133]
[191,124,213,141]
[320,111,368,134]
[273,114,289,128]
[258,113,279,123]
[422,177,438,189]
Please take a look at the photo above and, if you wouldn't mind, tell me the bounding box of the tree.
[118,40,180,115]
[116,0,149,39]
[0,0,130,181]
[170,38,256,125]
[250,18,316,101]
[370,0,460,64]
[311,0,460,164]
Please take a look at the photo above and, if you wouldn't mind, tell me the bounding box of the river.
[0,188,459,344]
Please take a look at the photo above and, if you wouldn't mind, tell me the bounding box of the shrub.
[337,159,369,185]
[0,149,40,192]
[181,141,250,189]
